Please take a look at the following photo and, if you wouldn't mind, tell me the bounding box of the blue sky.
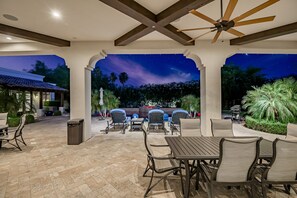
[225,54,297,79]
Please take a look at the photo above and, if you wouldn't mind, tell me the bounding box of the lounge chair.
[286,123,297,140]
[255,138,297,197]
[105,109,129,134]
[210,119,233,137]
[0,114,27,151]
[169,109,189,135]
[141,125,181,197]
[200,137,262,198]
[147,109,166,134]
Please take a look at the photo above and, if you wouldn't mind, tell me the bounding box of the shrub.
[53,110,62,116]
[26,114,35,124]
[8,117,20,127]
[245,116,287,135]
[44,101,60,107]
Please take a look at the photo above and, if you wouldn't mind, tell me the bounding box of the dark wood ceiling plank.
[0,23,70,47]
[157,0,214,25]
[230,22,297,45]
[115,24,153,46]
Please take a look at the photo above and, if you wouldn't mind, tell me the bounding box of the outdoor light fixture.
[6,37,12,40]
[51,10,62,19]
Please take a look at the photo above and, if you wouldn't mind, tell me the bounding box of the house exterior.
[0,67,67,116]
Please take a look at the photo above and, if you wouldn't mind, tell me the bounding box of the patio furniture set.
[141,118,297,198]
[105,108,191,135]
[0,113,27,151]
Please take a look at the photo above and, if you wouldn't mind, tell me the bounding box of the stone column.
[69,64,92,141]
[199,58,225,136]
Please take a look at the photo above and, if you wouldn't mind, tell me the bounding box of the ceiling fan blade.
[226,28,245,37]
[223,0,238,21]
[211,31,222,43]
[177,27,213,32]
[234,16,276,27]
[232,0,279,23]
[187,30,214,43]
[190,10,217,25]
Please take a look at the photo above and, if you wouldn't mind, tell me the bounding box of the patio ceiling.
[0,0,297,46]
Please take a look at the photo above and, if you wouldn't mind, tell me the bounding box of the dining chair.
[210,119,233,137]
[169,109,189,135]
[286,123,297,140]
[0,114,27,151]
[255,138,297,198]
[200,137,262,198]
[180,118,201,137]
[141,125,182,197]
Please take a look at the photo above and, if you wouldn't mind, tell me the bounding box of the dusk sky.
[226,54,297,79]
[96,54,199,86]
[0,53,296,86]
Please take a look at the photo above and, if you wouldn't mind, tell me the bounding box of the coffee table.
[130,118,144,131]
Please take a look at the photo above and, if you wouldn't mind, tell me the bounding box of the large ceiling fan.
[177,0,279,43]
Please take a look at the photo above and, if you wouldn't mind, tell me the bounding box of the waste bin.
[67,119,84,145]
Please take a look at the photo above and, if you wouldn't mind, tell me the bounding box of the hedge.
[53,110,62,116]
[44,101,60,107]
[8,117,20,127]
[26,114,35,124]
[245,116,287,135]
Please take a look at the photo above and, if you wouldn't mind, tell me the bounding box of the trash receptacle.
[67,119,84,145]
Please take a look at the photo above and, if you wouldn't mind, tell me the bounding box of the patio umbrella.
[99,87,104,106]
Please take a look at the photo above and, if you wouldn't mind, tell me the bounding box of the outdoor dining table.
[165,136,273,198]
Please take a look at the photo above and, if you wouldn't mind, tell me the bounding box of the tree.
[103,90,120,111]
[119,72,128,87]
[242,77,297,123]
[51,65,70,89]
[110,72,118,84]
[29,61,53,82]
[91,90,100,114]
[181,95,200,117]
[91,67,110,90]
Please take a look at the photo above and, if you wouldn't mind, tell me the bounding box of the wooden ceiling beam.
[100,0,213,46]
[0,23,70,47]
[157,0,214,25]
[230,22,297,45]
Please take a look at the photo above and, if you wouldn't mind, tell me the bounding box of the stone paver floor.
[0,116,296,198]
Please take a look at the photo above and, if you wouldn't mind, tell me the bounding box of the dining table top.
[165,136,273,160]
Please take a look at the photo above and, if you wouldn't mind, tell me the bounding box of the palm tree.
[181,95,200,117]
[91,90,100,114]
[119,72,128,87]
[110,72,117,84]
[242,77,297,123]
[103,90,120,111]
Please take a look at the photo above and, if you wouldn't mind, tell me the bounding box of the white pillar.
[199,57,225,136]
[69,64,92,141]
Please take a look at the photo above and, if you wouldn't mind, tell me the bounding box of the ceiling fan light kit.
[178,0,280,43]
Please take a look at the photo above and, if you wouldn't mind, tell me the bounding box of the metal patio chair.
[255,138,297,197]
[141,125,182,197]
[200,137,262,198]
[105,109,129,134]
[286,123,297,140]
[169,109,189,135]
[147,109,166,134]
[0,114,27,151]
[180,118,201,137]
[210,119,234,137]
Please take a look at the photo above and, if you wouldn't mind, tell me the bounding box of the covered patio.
[0,0,297,197]
[0,116,293,197]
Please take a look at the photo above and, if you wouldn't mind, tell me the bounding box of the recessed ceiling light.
[3,14,18,21]
[6,37,12,40]
[51,10,62,19]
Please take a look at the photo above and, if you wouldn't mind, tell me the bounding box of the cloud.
[103,56,192,86]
